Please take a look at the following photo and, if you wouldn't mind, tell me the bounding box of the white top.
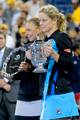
[0,48,5,67]
[15,100,42,117]
[6,34,15,48]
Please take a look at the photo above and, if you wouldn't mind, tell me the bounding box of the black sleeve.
[57,33,73,71]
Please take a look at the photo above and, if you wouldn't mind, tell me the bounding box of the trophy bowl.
[31,40,47,73]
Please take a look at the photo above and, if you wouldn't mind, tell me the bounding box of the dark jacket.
[0,47,20,103]
[45,30,73,95]
[15,71,45,101]
[14,43,46,101]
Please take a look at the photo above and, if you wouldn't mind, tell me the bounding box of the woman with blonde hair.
[39,4,78,120]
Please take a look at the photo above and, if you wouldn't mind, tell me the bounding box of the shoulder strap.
[43,38,58,100]
[40,39,58,119]
[47,32,61,94]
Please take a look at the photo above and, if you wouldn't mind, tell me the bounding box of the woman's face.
[39,12,53,34]
[26,22,38,42]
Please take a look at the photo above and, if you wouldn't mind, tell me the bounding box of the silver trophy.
[31,40,47,73]
[2,47,26,78]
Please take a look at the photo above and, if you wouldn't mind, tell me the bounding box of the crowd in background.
[0,0,80,48]
[0,0,80,120]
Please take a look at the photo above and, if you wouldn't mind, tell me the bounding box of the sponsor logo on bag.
[56,109,62,114]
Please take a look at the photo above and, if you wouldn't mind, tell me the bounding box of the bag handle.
[40,39,58,119]
[43,39,58,100]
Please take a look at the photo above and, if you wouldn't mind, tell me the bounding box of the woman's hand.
[43,45,59,62]
[19,61,31,71]
[42,45,53,58]
[26,50,31,60]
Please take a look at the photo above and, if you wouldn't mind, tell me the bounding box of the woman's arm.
[43,33,73,71]
[56,33,73,71]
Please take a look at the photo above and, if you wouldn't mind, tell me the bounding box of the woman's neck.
[46,27,58,37]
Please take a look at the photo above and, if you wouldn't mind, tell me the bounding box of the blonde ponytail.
[58,12,67,32]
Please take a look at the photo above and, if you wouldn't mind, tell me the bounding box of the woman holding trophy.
[14,17,45,120]
[39,4,79,120]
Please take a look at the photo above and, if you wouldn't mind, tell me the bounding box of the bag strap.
[40,39,58,119]
[48,64,57,94]
[47,32,61,94]
[43,39,58,101]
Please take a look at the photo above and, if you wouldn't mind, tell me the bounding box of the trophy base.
[33,67,47,73]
